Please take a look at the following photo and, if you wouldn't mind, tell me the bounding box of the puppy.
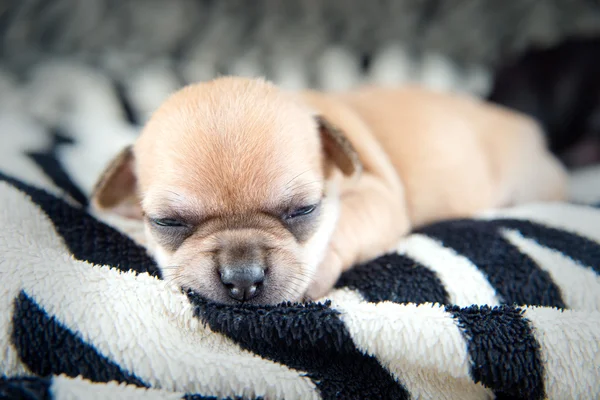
[91,76,567,305]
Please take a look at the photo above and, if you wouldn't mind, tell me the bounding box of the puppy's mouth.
[167,260,309,306]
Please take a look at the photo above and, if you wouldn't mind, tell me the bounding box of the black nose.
[220,265,265,302]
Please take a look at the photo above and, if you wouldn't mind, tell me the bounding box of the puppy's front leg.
[306,174,411,300]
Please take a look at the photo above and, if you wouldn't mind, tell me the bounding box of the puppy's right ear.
[90,145,143,219]
[316,116,362,179]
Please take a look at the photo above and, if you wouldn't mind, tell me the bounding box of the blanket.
[1,62,600,400]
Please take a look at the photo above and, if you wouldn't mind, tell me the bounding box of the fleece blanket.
[1,62,600,400]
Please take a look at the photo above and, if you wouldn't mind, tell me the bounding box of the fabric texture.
[3,1,600,68]
[1,61,600,399]
[2,0,600,100]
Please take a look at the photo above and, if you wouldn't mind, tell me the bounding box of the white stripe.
[0,115,61,194]
[123,61,181,123]
[328,289,493,400]
[50,374,183,400]
[0,184,318,400]
[396,234,501,306]
[569,165,600,204]
[0,182,44,377]
[523,307,600,399]
[502,229,600,311]
[478,202,600,243]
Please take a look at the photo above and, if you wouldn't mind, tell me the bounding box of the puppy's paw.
[305,249,344,301]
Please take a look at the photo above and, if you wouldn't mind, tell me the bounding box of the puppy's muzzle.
[217,244,267,302]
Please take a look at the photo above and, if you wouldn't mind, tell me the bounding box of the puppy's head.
[91,77,360,304]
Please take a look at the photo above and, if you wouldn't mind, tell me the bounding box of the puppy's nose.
[220,265,265,302]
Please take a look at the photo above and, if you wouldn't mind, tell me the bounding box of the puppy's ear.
[90,145,143,219]
[316,116,362,178]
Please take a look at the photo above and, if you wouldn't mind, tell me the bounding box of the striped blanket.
[1,62,599,400]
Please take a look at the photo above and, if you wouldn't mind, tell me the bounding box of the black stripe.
[417,219,566,308]
[360,52,372,72]
[190,295,409,400]
[0,173,160,278]
[183,395,263,400]
[445,304,545,400]
[113,81,141,126]
[335,253,450,304]
[11,291,148,388]
[495,219,600,275]
[26,129,88,206]
[0,376,51,400]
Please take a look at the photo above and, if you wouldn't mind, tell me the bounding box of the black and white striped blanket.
[1,62,600,400]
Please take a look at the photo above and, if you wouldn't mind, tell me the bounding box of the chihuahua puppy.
[91,76,567,304]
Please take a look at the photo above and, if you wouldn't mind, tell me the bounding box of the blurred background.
[0,0,599,197]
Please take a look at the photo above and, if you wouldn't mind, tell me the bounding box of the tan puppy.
[91,76,567,305]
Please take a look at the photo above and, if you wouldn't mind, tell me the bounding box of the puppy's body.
[297,86,566,297]
[92,77,567,304]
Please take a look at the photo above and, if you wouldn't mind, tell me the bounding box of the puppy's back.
[310,86,568,227]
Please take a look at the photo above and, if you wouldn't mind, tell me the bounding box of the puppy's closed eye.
[285,204,318,220]
[148,217,195,251]
[282,202,322,242]
[150,218,189,228]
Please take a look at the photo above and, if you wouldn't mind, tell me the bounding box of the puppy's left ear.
[316,116,362,178]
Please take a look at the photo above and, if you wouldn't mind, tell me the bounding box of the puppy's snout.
[218,244,267,302]
[220,265,265,302]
